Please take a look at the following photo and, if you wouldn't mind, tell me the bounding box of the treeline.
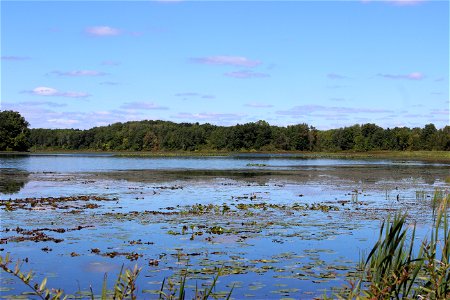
[29,120,450,152]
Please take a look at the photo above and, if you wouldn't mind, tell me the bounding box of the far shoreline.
[1,150,449,162]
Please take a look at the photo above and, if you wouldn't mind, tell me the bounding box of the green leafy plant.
[0,254,141,300]
[0,253,66,300]
[335,189,450,299]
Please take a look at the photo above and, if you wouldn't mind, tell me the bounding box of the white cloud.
[28,86,90,98]
[387,0,425,6]
[276,105,393,116]
[173,112,245,122]
[362,0,426,5]
[86,26,122,36]
[51,70,107,77]
[225,70,269,79]
[101,60,120,66]
[191,56,261,67]
[120,101,168,110]
[327,73,348,79]
[175,92,216,100]
[245,102,273,108]
[32,86,59,96]
[378,72,424,80]
[48,118,80,125]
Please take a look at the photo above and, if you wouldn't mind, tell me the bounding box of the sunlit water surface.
[1,154,449,299]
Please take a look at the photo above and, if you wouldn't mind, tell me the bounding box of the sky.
[1,0,449,130]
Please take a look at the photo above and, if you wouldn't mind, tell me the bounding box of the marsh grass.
[0,253,66,300]
[158,266,233,300]
[333,189,450,299]
[0,255,231,300]
[0,254,141,300]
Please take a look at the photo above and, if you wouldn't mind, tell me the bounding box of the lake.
[1,153,449,299]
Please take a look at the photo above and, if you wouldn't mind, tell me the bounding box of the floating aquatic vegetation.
[0,195,116,211]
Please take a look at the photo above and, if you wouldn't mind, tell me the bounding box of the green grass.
[331,189,450,299]
[9,149,450,162]
[0,255,231,300]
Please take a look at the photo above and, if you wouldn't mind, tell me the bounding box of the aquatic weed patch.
[1,165,448,299]
[0,195,117,211]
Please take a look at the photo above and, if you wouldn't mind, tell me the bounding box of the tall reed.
[340,189,449,299]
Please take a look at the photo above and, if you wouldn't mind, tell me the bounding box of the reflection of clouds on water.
[0,169,29,194]
[84,261,119,273]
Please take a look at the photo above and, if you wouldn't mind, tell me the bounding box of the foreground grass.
[330,190,450,299]
[0,256,231,300]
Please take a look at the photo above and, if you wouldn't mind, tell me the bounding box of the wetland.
[0,153,449,299]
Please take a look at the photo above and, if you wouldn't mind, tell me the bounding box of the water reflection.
[0,169,30,194]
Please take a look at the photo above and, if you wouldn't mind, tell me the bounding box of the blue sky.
[1,0,448,129]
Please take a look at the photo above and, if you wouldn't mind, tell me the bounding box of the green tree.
[420,123,438,150]
[0,110,30,151]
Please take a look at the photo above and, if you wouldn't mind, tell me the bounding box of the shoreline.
[1,150,449,162]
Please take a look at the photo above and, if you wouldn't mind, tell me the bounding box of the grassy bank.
[5,149,448,162]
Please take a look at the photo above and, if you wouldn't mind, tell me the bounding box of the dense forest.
[1,110,449,152]
[28,120,450,152]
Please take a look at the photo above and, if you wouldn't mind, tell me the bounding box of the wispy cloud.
[362,0,426,6]
[175,92,199,97]
[99,81,120,86]
[17,101,67,108]
[154,0,184,3]
[191,56,261,67]
[27,86,90,98]
[225,70,269,79]
[2,56,29,61]
[120,101,168,110]
[0,103,162,129]
[173,112,245,122]
[48,118,80,126]
[245,102,273,108]
[175,92,215,100]
[327,73,348,79]
[85,26,122,36]
[327,85,347,89]
[387,0,426,6]
[50,70,107,77]
[429,108,450,116]
[101,60,120,66]
[276,105,393,116]
[378,72,424,80]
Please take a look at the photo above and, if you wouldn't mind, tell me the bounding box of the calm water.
[0,153,444,173]
[0,154,449,299]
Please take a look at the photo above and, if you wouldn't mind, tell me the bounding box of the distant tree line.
[1,111,449,152]
[28,120,449,152]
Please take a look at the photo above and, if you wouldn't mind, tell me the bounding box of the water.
[1,153,445,173]
[0,154,449,299]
